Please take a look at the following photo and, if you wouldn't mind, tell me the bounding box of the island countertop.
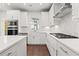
[0,36,26,53]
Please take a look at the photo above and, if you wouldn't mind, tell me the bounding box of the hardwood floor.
[27,44,50,56]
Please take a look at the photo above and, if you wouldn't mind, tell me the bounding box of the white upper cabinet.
[49,4,54,26]
[20,12,28,26]
[19,12,28,33]
[72,3,79,19]
[6,10,20,20]
[40,12,49,27]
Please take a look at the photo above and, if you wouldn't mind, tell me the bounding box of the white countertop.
[48,33,79,55]
[0,36,26,53]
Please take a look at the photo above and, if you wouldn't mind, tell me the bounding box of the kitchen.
[0,3,79,56]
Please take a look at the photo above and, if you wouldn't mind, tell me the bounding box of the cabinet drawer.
[47,39,56,56]
[68,50,78,56]
[0,46,16,56]
[58,42,78,56]
[50,45,56,56]
[48,36,57,49]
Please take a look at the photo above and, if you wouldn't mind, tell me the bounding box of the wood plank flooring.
[27,44,50,56]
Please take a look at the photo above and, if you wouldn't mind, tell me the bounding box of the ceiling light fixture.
[40,3,42,5]
[55,25,59,28]
[29,5,32,7]
[24,3,26,5]
[8,3,10,6]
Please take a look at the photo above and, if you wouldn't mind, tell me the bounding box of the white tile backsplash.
[51,12,79,37]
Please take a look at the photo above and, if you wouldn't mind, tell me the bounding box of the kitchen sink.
[50,33,78,39]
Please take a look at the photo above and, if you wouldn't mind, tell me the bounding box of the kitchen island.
[0,36,27,56]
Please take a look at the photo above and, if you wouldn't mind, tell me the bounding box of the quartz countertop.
[0,36,26,53]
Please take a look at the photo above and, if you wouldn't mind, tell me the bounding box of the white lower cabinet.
[57,41,78,56]
[47,34,78,56]
[57,43,69,56]
[0,37,26,56]
[47,42,56,56]
[15,37,26,56]
[28,32,46,44]
[47,34,56,56]
[0,46,17,56]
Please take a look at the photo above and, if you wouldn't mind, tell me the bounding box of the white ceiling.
[0,3,52,11]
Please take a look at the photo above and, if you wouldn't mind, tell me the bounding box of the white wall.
[51,12,79,37]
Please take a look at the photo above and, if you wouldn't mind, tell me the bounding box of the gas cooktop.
[50,33,78,39]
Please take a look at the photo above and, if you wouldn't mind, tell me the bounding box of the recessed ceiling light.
[24,3,26,5]
[55,25,59,28]
[29,5,32,7]
[40,3,42,5]
[8,3,10,6]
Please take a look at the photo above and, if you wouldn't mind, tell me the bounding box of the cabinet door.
[40,12,49,27]
[47,39,56,56]
[20,12,28,26]
[0,45,17,56]
[57,40,78,56]
[16,37,26,56]
[39,33,47,44]
[6,10,20,20]
[28,32,46,44]
[57,46,78,56]
[47,34,56,56]
[28,31,36,44]
[19,12,28,33]
[72,3,79,19]
[48,35,57,50]
[0,37,26,56]
[34,32,41,44]
[57,47,69,56]
[49,4,54,26]
[57,41,68,56]
[57,42,69,56]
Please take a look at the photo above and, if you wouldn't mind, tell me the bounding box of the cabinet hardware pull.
[56,50,58,56]
[60,47,68,54]
[7,52,12,56]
